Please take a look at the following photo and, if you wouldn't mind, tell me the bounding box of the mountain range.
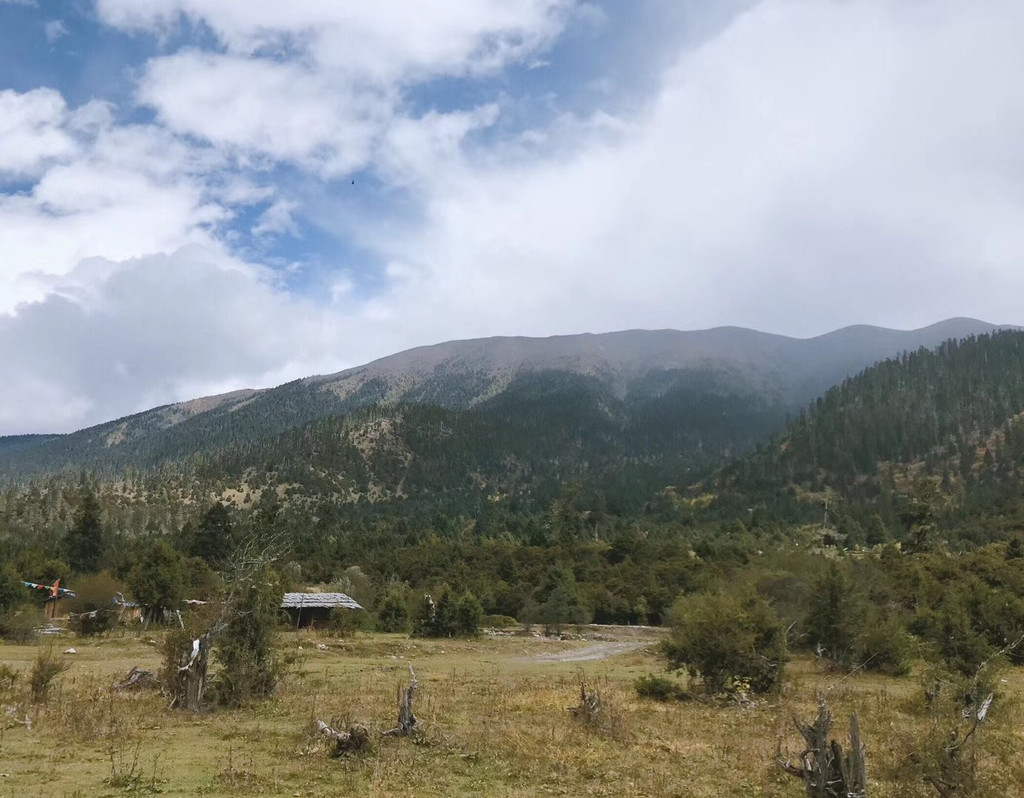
[0,317,1008,479]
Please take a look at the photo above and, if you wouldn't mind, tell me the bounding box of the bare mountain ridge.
[303,317,1008,407]
[0,317,1009,476]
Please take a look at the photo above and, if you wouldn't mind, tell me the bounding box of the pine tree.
[64,489,105,573]
[192,503,234,565]
[128,539,188,622]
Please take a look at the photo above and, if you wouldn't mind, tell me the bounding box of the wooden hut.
[281,592,363,628]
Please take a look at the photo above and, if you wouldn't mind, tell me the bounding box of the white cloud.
[112,1,573,175]
[364,0,1024,341]
[0,108,229,311]
[0,246,357,433]
[253,199,300,237]
[96,1,572,79]
[44,19,68,43]
[376,104,500,190]
[0,88,78,175]
[138,51,392,175]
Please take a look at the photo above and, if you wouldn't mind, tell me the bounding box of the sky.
[1,0,1023,434]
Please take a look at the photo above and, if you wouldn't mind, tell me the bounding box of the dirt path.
[517,641,647,663]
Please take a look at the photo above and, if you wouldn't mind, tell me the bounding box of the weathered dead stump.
[169,634,211,711]
[316,720,370,755]
[777,701,867,798]
[114,666,158,692]
[382,664,419,736]
[569,683,602,727]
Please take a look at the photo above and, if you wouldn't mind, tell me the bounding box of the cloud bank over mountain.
[1,0,1022,432]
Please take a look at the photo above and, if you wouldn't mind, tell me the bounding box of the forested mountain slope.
[183,369,788,517]
[708,330,1024,545]
[0,318,1004,478]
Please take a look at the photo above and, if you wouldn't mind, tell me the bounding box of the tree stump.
[382,665,419,736]
[777,701,867,798]
[316,720,370,755]
[169,635,211,711]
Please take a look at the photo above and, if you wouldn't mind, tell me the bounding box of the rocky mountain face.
[0,318,1006,477]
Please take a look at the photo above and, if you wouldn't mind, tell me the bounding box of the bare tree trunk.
[170,634,211,711]
[382,665,419,736]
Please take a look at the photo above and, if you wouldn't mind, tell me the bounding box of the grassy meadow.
[1,628,1023,797]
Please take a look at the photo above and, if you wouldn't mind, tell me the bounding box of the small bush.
[664,591,787,695]
[69,608,117,636]
[894,667,1018,797]
[568,682,630,741]
[30,646,70,703]
[483,614,519,630]
[376,590,410,633]
[0,564,25,615]
[634,673,692,702]
[412,588,485,637]
[0,606,44,644]
[856,614,913,676]
[65,571,128,616]
[328,608,370,637]
[0,662,18,695]
[453,590,484,636]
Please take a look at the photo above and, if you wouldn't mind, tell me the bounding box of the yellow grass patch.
[0,631,1021,796]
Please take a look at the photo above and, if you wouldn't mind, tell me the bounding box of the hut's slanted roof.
[281,592,363,610]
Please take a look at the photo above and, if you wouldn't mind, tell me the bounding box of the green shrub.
[412,594,438,637]
[328,608,370,637]
[30,646,70,703]
[0,606,44,644]
[68,608,117,636]
[214,566,284,707]
[483,614,519,630]
[855,612,913,676]
[65,571,127,615]
[664,591,787,695]
[128,539,188,623]
[804,563,862,667]
[453,590,484,636]
[411,588,485,637]
[376,590,410,633]
[0,662,18,695]
[634,673,692,702]
[0,564,25,616]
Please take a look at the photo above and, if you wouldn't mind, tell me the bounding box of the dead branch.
[776,700,868,797]
[3,705,31,731]
[113,666,158,692]
[316,719,370,755]
[381,664,419,736]
[568,683,602,725]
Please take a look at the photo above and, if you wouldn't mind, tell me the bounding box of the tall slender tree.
[64,489,105,574]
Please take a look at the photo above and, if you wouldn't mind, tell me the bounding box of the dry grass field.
[1,628,1023,797]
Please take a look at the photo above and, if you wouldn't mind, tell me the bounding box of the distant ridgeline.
[0,319,1005,484]
[704,330,1024,545]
